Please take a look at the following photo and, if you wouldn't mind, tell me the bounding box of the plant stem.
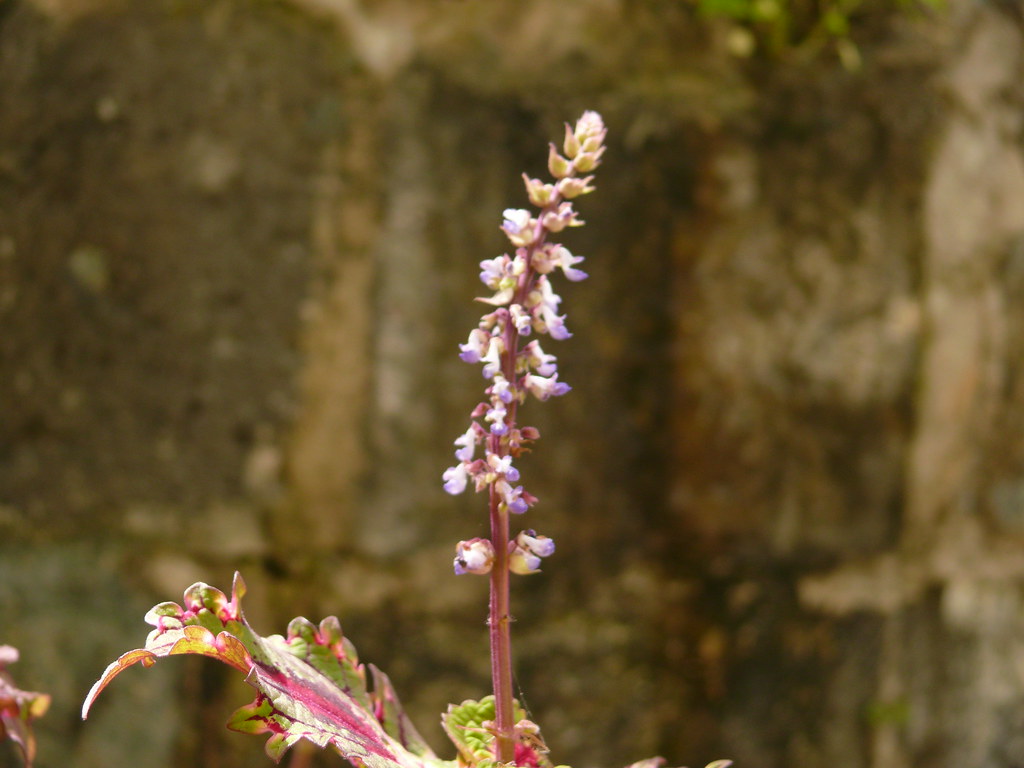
[489,313,521,761]
[486,303,523,763]
[488,478,515,763]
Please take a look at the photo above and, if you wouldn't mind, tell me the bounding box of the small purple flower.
[532,277,571,340]
[540,311,571,341]
[477,257,517,305]
[523,373,571,401]
[443,463,469,495]
[496,480,529,514]
[459,328,490,363]
[490,374,514,404]
[454,426,478,462]
[516,529,556,558]
[522,340,558,377]
[508,497,528,515]
[479,256,507,288]
[509,545,542,575]
[509,304,532,335]
[454,538,495,575]
[535,275,562,312]
[481,336,504,379]
[485,401,508,435]
[501,208,534,244]
[487,453,520,483]
[508,530,555,575]
[552,246,588,282]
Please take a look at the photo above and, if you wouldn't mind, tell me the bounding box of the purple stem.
[488,477,515,762]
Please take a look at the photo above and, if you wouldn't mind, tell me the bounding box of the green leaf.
[0,645,51,768]
[442,696,547,768]
[443,696,501,764]
[82,573,449,768]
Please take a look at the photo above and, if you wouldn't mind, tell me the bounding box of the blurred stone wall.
[1,1,1023,767]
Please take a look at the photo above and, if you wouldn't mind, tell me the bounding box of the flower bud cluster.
[444,112,606,577]
[453,530,556,577]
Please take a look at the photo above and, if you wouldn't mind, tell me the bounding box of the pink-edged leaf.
[82,573,446,768]
[0,645,51,768]
[82,624,253,714]
[369,664,435,757]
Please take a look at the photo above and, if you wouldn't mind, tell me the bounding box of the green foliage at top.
[692,0,942,66]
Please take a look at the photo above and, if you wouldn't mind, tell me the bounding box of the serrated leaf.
[442,696,538,768]
[443,696,499,764]
[82,573,448,768]
[0,645,51,768]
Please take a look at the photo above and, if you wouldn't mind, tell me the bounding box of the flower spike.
[442,111,605,763]
[441,111,606,533]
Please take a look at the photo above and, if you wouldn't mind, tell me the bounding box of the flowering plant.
[0,645,51,768]
[442,110,605,762]
[78,112,728,768]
